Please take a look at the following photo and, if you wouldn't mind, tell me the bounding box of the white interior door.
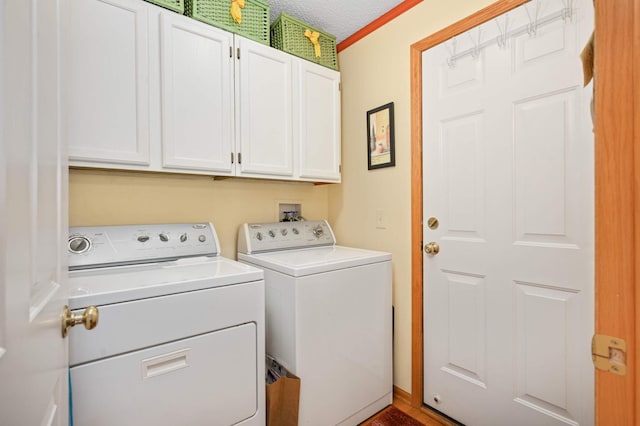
[0,1,70,425]
[422,1,594,425]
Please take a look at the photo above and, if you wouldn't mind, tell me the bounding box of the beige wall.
[329,0,495,392]
[70,169,329,258]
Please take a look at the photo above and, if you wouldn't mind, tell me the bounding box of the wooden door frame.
[410,0,639,423]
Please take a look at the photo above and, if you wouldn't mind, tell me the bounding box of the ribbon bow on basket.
[231,0,246,24]
[304,29,321,58]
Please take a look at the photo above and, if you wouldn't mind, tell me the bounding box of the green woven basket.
[184,0,270,45]
[270,13,338,71]
[145,0,184,13]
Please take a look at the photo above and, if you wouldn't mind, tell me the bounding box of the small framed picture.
[366,102,395,170]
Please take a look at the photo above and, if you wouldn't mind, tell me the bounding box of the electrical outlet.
[375,209,386,229]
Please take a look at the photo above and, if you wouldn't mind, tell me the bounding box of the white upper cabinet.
[62,0,150,166]
[62,0,340,183]
[160,13,235,174]
[235,37,294,178]
[295,60,341,182]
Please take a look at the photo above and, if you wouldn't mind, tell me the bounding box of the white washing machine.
[237,220,392,426]
[67,223,265,426]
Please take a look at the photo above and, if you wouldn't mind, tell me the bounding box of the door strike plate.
[592,334,627,376]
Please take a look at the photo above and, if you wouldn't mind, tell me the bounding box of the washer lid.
[68,256,263,309]
[237,245,391,277]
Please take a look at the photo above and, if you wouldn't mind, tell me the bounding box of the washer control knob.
[159,233,169,242]
[281,229,288,236]
[312,225,324,238]
[198,235,206,243]
[180,233,188,242]
[137,235,150,243]
[292,228,299,235]
[256,232,263,241]
[268,230,276,238]
[68,236,91,254]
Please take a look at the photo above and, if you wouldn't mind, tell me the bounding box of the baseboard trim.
[393,385,411,404]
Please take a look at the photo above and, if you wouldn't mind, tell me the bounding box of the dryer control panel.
[68,223,220,270]
[237,220,336,254]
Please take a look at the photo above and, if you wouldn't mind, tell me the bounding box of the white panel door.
[235,36,294,178]
[160,13,235,174]
[62,0,150,166]
[422,1,594,425]
[295,60,341,182]
[0,1,69,425]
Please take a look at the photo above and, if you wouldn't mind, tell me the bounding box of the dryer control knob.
[180,233,188,242]
[256,232,263,241]
[159,233,169,242]
[198,235,206,242]
[68,236,91,254]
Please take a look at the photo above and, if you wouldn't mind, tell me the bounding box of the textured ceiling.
[267,0,406,43]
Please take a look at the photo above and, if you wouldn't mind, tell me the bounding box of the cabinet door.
[62,0,150,166]
[235,37,294,178]
[295,61,341,182]
[160,14,234,174]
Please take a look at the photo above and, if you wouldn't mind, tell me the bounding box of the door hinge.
[237,47,240,60]
[592,334,627,376]
[231,152,234,164]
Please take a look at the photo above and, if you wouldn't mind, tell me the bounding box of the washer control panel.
[237,220,336,254]
[68,223,219,270]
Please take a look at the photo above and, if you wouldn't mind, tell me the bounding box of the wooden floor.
[393,388,453,426]
[360,388,455,426]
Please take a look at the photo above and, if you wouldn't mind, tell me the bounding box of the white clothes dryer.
[237,220,392,426]
[67,223,264,426]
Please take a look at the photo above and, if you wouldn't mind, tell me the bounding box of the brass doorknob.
[61,305,99,338]
[424,242,440,256]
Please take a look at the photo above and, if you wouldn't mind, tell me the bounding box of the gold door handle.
[61,305,99,338]
[424,242,440,256]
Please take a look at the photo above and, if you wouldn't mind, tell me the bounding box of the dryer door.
[70,323,258,426]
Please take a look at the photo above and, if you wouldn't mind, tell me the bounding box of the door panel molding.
[410,0,638,422]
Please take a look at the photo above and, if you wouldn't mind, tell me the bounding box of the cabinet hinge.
[231,152,234,164]
[238,153,242,164]
[229,46,233,58]
[592,334,627,375]
[237,47,240,60]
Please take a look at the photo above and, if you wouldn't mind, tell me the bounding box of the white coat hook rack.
[468,27,482,59]
[524,0,541,36]
[445,37,457,68]
[444,2,576,66]
[495,14,509,49]
[561,0,574,22]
